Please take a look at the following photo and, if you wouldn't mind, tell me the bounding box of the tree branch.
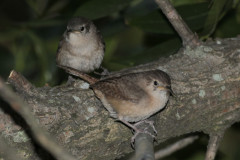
[155,136,199,159]
[0,77,76,160]
[7,70,37,95]
[205,133,224,160]
[154,0,200,47]
[0,37,240,159]
[0,137,23,160]
[131,120,156,160]
[132,133,155,160]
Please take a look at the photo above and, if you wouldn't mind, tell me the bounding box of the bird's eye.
[153,81,158,86]
[80,26,85,32]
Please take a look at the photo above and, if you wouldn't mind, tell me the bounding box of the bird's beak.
[157,86,167,90]
[67,29,80,33]
[158,86,175,97]
[166,86,175,97]
[72,30,81,33]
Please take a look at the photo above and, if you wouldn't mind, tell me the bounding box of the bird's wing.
[91,76,146,104]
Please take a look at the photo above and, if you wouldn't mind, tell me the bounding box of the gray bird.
[56,17,105,73]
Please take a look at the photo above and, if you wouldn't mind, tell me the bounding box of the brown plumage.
[91,70,172,123]
[57,64,173,141]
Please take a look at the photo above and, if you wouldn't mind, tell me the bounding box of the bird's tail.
[57,65,98,84]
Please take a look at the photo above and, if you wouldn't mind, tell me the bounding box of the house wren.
[57,66,173,141]
[91,70,173,133]
[56,17,105,73]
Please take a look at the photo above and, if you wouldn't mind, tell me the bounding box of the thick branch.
[0,77,76,160]
[0,137,23,160]
[0,37,240,159]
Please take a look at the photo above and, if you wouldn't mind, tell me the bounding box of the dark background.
[0,0,240,159]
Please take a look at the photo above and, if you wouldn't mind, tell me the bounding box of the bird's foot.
[100,66,110,75]
[94,66,109,76]
[117,118,157,148]
[66,75,76,85]
[134,120,157,135]
[131,128,156,148]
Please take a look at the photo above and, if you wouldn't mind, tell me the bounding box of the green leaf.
[200,0,233,39]
[237,2,240,23]
[126,11,173,34]
[108,38,181,69]
[104,61,133,71]
[24,0,48,16]
[125,0,159,17]
[25,31,48,79]
[19,19,65,28]
[46,0,70,15]
[126,2,209,34]
[0,49,14,78]
[171,0,207,6]
[74,0,131,19]
[128,38,181,65]
[214,11,240,38]
[103,37,119,63]
[0,30,22,43]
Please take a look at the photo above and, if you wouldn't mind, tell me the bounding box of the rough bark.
[0,37,240,160]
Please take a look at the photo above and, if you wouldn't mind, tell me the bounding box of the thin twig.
[131,121,156,160]
[133,133,155,160]
[8,70,37,95]
[0,77,77,160]
[57,65,98,84]
[154,0,200,47]
[155,136,199,159]
[205,133,224,160]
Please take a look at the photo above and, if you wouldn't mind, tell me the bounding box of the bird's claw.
[134,120,157,135]
[131,128,156,148]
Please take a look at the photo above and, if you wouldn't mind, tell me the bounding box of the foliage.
[0,0,239,86]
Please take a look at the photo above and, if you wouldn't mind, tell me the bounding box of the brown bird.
[56,17,105,73]
[58,66,173,142]
[91,70,173,132]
